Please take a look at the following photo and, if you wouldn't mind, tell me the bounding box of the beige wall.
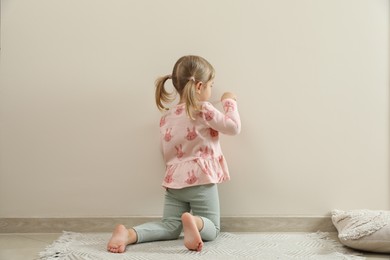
[0,0,388,218]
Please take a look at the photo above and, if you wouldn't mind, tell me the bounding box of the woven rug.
[39,232,364,260]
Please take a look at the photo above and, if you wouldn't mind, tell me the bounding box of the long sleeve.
[200,99,241,135]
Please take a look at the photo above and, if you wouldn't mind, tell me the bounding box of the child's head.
[155,55,215,119]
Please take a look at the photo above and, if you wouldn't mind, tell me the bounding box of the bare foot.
[107,224,136,253]
[182,212,203,251]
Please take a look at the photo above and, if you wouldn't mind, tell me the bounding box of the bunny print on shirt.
[160,99,241,189]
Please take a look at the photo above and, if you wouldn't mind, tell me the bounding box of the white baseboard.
[0,216,336,233]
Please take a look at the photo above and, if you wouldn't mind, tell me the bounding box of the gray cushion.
[331,209,390,253]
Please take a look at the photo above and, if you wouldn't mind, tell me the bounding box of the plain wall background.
[0,0,389,218]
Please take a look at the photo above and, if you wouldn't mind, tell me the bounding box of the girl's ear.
[195,82,203,93]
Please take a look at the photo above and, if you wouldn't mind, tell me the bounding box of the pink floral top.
[159,98,241,189]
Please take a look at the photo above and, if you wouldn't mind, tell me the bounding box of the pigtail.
[157,55,215,118]
[183,80,200,120]
[155,75,174,111]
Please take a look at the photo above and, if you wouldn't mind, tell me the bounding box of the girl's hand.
[221,92,237,101]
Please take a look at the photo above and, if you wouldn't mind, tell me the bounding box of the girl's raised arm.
[200,99,241,135]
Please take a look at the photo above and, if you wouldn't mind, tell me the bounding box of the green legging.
[133,184,220,243]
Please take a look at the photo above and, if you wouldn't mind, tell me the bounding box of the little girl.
[107,55,241,253]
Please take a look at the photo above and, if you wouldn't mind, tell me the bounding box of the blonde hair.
[155,55,215,119]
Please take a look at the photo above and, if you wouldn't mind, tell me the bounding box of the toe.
[109,246,118,253]
[118,245,126,253]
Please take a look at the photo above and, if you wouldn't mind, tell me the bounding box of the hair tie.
[189,76,195,82]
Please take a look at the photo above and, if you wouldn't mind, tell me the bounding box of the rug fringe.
[310,231,365,259]
[38,231,78,259]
